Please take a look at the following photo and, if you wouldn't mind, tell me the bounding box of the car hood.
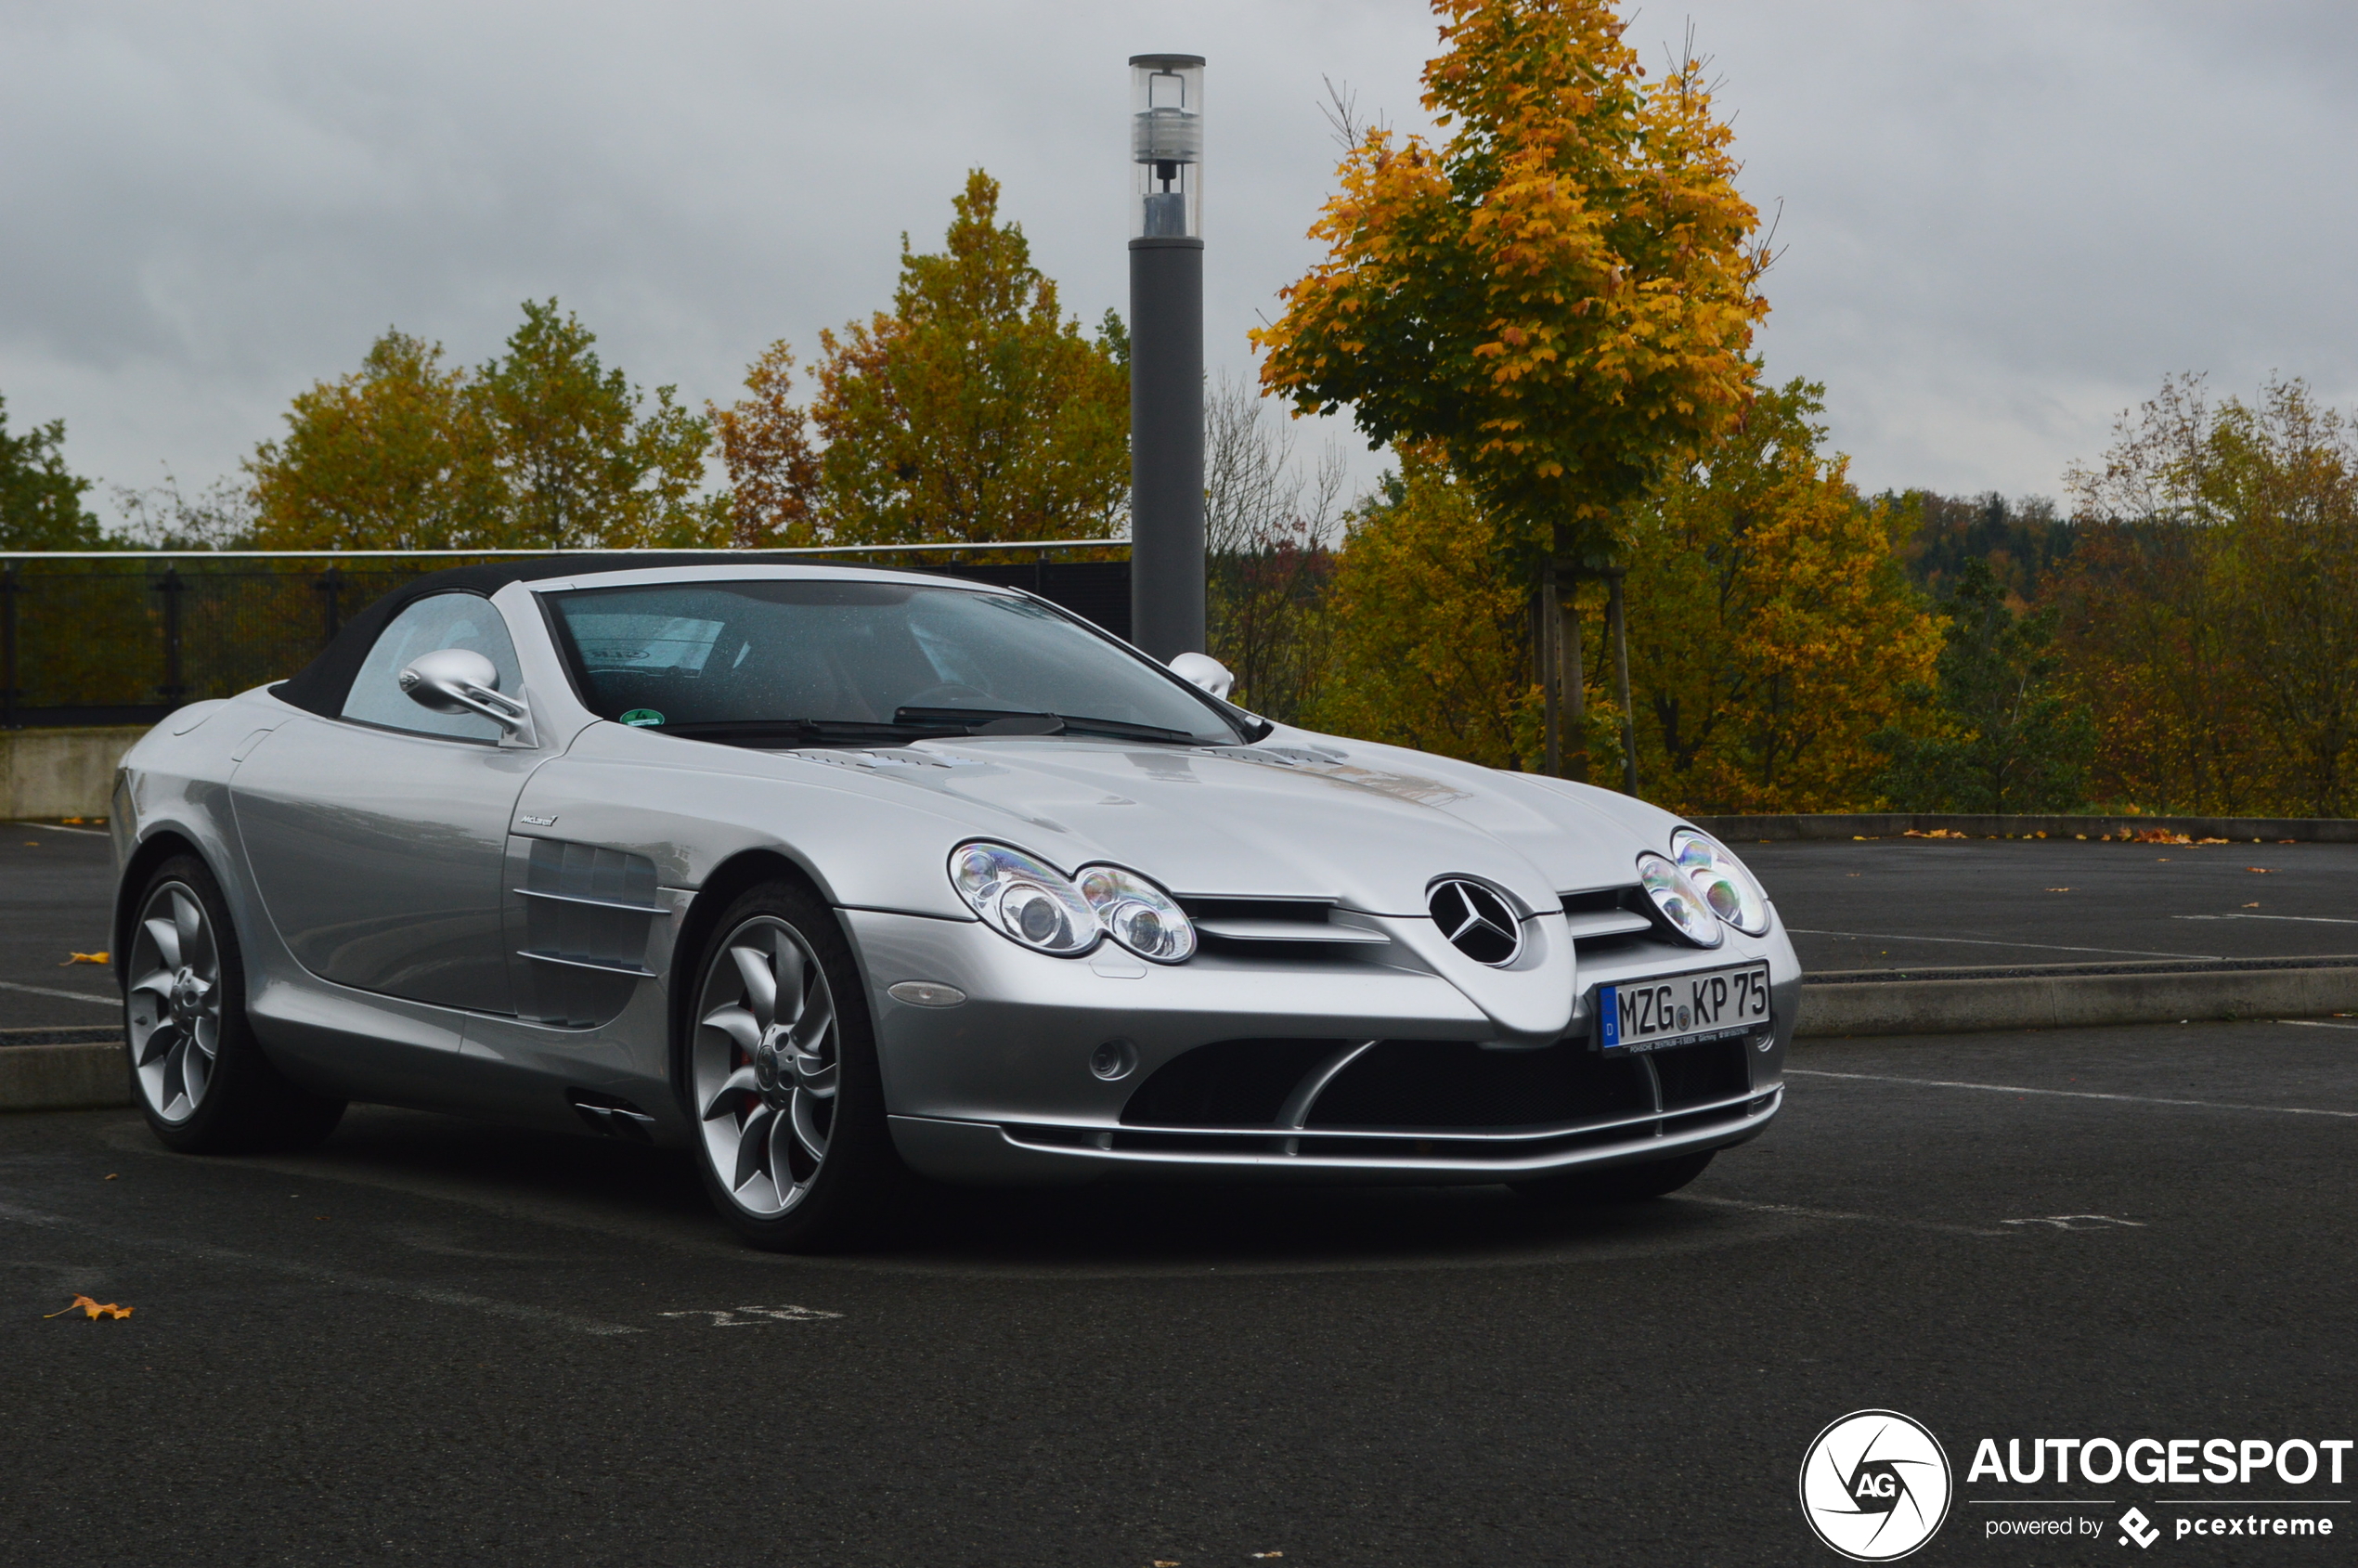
[787,729,1674,918]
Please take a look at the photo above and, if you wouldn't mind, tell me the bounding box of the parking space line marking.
[1785,928,2215,960]
[1682,1194,2015,1238]
[0,1199,641,1336]
[7,821,110,837]
[1787,1068,2358,1119]
[0,978,116,1005]
[2178,913,2358,925]
[2281,1019,2358,1031]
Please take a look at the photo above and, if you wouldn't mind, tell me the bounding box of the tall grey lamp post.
[1128,54,1205,662]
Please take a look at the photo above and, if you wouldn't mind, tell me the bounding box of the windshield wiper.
[654,718,946,746]
[892,706,1204,744]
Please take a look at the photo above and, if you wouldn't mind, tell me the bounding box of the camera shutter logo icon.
[1798,1410,1953,1561]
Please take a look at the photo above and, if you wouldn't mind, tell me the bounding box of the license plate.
[1596,962,1771,1053]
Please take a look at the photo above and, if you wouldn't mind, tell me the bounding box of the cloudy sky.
[4,0,2352,527]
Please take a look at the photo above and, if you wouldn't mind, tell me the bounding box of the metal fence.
[0,544,1134,728]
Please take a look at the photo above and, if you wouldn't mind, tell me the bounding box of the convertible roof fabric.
[270,554,863,718]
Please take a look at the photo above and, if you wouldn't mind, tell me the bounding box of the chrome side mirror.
[1169,651,1235,701]
[398,648,537,747]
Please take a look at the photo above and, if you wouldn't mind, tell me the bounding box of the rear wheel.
[685,881,902,1251]
[1512,1149,1715,1206]
[126,855,344,1153]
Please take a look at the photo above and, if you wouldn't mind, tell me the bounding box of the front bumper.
[842,907,1796,1186]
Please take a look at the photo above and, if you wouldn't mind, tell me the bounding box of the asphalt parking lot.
[5,1020,2354,1564]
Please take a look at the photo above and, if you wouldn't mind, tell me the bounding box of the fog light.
[1089,1039,1139,1081]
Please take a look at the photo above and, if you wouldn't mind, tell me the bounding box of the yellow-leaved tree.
[1619,379,1941,811]
[1254,0,1769,772]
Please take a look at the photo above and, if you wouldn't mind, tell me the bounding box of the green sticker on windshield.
[620,708,666,727]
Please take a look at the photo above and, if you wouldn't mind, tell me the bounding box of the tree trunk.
[1608,571,1639,797]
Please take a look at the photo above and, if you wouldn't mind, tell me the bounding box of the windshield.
[544,577,1244,745]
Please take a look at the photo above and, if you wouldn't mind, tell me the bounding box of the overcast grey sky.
[5,1,2352,526]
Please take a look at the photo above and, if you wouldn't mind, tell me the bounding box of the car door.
[231,590,542,1015]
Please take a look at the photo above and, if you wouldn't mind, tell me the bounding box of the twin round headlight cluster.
[949,843,1196,964]
[1634,828,1770,948]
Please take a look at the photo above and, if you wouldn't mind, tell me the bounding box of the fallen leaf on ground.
[2243,902,2261,908]
[2247,867,2274,874]
[2046,888,2071,892]
[103,1173,117,1180]
[63,952,108,965]
[45,1295,132,1320]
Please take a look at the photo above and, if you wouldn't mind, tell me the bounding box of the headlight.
[949,843,1100,956]
[1076,865,1196,964]
[1669,827,1771,936]
[1635,851,1724,948]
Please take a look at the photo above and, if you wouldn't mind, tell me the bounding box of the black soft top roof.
[269,553,943,719]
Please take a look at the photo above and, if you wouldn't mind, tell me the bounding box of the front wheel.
[685,882,904,1251]
[125,855,344,1153]
[1511,1149,1715,1206]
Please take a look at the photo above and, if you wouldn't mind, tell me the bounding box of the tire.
[1511,1149,1715,1206]
[682,880,905,1252]
[125,854,345,1154]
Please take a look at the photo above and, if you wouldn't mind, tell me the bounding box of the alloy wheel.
[126,882,222,1124]
[692,915,840,1217]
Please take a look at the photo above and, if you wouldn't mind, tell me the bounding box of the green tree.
[1625,380,1941,812]
[807,170,1130,545]
[0,396,105,550]
[1306,450,1537,767]
[249,331,502,551]
[248,303,715,552]
[1253,0,1767,588]
[474,300,716,549]
[1872,558,2093,812]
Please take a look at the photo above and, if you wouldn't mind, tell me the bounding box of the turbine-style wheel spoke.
[732,1104,777,1193]
[701,1064,761,1121]
[772,932,807,1026]
[136,1019,182,1068]
[790,1053,836,1099]
[171,891,208,971]
[180,1038,209,1106]
[789,1088,829,1165]
[700,1004,760,1055]
[129,967,176,1003]
[771,1104,809,1184]
[791,991,835,1056]
[144,916,183,972]
[731,945,776,1030]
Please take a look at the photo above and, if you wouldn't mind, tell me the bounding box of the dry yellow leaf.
[63,952,108,965]
[45,1294,132,1320]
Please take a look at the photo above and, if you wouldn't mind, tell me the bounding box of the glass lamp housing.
[1130,55,1203,240]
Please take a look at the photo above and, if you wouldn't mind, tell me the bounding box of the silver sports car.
[111,559,1798,1250]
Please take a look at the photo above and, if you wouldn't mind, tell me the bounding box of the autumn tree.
[1307,451,1537,767]
[248,303,714,551]
[0,396,105,550]
[1202,375,1342,721]
[806,171,1129,545]
[2057,374,2358,815]
[1254,0,1768,773]
[1872,559,2093,813]
[1621,379,1941,811]
[709,342,820,548]
[248,331,503,551]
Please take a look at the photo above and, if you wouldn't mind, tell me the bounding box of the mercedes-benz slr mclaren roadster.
[111,559,1798,1250]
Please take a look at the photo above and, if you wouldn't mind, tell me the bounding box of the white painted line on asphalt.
[2280,1019,2358,1031]
[1788,1068,2358,1119]
[2179,913,2358,925]
[0,1199,641,1336]
[7,821,110,837]
[1786,928,2216,961]
[0,978,116,1006]
[1681,1193,2015,1238]
[658,1305,844,1327]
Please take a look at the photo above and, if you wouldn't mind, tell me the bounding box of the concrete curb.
[1797,965,2358,1038]
[0,1041,133,1110]
[1693,811,2358,845]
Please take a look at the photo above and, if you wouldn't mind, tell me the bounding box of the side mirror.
[398,648,537,746]
[1168,652,1235,702]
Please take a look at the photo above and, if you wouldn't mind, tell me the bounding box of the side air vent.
[509,838,664,1028]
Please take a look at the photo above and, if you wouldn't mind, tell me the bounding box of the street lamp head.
[1129,54,1203,240]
